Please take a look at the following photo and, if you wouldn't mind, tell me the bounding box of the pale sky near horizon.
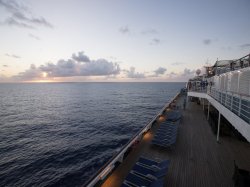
[0,0,249,82]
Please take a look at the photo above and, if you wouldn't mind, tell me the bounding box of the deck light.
[158,115,165,122]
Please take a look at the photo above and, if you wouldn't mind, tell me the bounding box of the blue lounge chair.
[153,136,175,143]
[158,129,178,135]
[152,138,177,147]
[124,173,164,187]
[155,129,177,134]
[157,127,177,133]
[131,163,169,179]
[121,183,133,187]
[152,137,176,145]
[154,134,176,140]
[154,131,177,139]
[166,111,182,122]
[137,157,170,169]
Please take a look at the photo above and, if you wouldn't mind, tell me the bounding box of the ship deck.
[101,94,250,187]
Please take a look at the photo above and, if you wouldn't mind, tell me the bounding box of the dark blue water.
[0,82,184,187]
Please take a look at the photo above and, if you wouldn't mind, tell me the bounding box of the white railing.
[188,85,250,124]
[208,88,250,124]
[84,92,180,187]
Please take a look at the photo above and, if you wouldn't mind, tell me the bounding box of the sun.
[42,72,48,78]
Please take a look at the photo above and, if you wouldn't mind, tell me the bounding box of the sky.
[0,0,249,82]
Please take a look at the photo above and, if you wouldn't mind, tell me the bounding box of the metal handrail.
[188,87,250,124]
[208,88,250,124]
[83,92,180,187]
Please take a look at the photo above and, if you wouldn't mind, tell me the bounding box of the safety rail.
[83,92,180,187]
[188,85,250,124]
[208,88,250,124]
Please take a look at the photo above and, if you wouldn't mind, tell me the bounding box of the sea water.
[0,82,184,187]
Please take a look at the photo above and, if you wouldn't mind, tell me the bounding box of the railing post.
[238,95,242,116]
[217,112,221,142]
[203,98,205,110]
[225,92,228,107]
[207,102,210,121]
[230,93,233,111]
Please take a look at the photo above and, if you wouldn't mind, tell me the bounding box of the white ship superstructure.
[187,54,250,142]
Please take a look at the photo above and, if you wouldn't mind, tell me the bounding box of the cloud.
[5,53,20,58]
[15,64,42,80]
[3,17,34,28]
[28,33,40,40]
[72,51,90,62]
[3,65,8,67]
[150,38,161,45]
[0,0,27,13]
[166,68,196,81]
[171,62,184,66]
[154,67,166,76]
[119,26,130,34]
[239,43,250,49]
[141,29,158,35]
[182,68,196,77]
[125,67,145,78]
[13,51,120,80]
[0,0,53,29]
[203,39,212,45]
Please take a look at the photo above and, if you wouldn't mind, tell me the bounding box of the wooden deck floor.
[101,95,250,187]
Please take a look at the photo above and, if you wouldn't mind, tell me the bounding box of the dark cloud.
[72,51,90,62]
[239,43,250,49]
[166,68,196,81]
[3,65,8,67]
[154,67,166,75]
[182,68,196,76]
[3,17,34,28]
[12,12,53,28]
[28,33,40,40]
[125,67,145,78]
[170,72,177,76]
[5,53,20,58]
[150,38,161,45]
[203,39,212,45]
[15,64,42,79]
[0,0,53,29]
[171,62,184,66]
[14,51,120,80]
[0,0,27,13]
[119,26,130,34]
[141,29,158,35]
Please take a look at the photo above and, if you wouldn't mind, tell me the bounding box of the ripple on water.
[0,82,184,187]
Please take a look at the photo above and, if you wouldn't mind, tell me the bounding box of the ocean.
[0,82,185,187]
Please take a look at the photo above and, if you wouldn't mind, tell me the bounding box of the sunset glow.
[0,0,249,82]
[42,72,47,78]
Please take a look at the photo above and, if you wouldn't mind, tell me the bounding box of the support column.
[203,98,205,111]
[207,102,210,120]
[217,112,221,142]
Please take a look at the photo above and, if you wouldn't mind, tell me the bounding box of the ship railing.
[208,88,250,124]
[187,85,207,93]
[188,86,250,124]
[83,92,180,187]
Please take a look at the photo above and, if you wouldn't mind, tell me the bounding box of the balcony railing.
[188,87,250,124]
[208,88,250,124]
